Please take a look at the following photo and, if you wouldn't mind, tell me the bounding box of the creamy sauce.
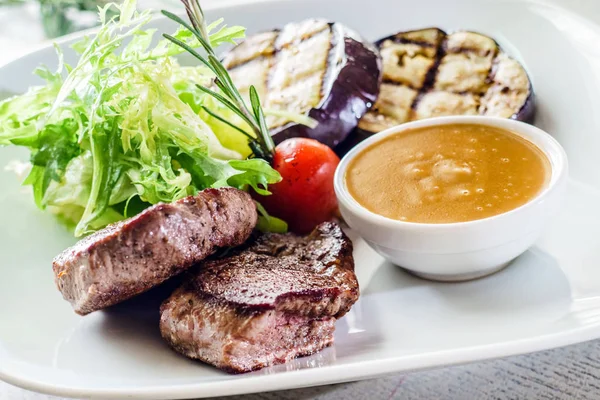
[346,124,551,223]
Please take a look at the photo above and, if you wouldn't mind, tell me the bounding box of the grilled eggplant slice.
[223,19,382,148]
[357,28,534,135]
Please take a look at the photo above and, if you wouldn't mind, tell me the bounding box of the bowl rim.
[334,115,569,231]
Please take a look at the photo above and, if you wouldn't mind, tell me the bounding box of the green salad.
[0,0,286,236]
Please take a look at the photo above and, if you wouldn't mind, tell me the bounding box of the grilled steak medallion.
[160,222,358,373]
[160,288,338,374]
[53,188,257,315]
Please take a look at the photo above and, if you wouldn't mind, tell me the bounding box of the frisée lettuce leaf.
[0,0,285,236]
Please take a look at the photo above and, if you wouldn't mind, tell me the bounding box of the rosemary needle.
[161,0,275,162]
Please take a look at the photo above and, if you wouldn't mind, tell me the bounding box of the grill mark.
[229,23,339,129]
[378,40,444,93]
[386,27,445,48]
[381,77,421,91]
[479,53,502,115]
[374,30,501,122]
[227,54,270,73]
[264,30,281,123]
[389,37,438,48]
[408,32,447,115]
[226,24,329,72]
[443,45,499,58]
[437,33,498,99]
[274,24,330,52]
[319,23,339,102]
[264,22,333,129]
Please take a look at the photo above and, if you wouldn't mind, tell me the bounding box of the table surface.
[2,1,600,399]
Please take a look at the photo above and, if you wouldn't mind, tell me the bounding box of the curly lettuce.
[0,0,284,236]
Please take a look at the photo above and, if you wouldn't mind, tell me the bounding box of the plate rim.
[1,0,600,398]
[2,323,600,399]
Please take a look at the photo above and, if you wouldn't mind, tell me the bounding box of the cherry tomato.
[257,138,340,234]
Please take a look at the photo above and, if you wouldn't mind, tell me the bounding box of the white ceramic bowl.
[335,116,568,281]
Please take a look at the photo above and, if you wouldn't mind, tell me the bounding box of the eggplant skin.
[353,28,535,140]
[515,91,535,123]
[223,20,382,149]
[272,31,382,147]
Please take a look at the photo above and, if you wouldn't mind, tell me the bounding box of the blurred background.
[0,0,175,64]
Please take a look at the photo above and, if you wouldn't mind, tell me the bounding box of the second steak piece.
[160,222,359,373]
[53,188,257,315]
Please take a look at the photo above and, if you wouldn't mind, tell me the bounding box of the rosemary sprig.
[161,0,275,162]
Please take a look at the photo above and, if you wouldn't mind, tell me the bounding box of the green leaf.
[0,0,286,235]
[200,106,254,140]
[151,18,244,60]
[249,86,269,136]
[23,166,45,209]
[71,35,92,54]
[161,33,216,73]
[255,201,287,233]
[119,0,137,24]
[227,158,280,195]
[10,120,81,207]
[194,84,256,129]
[75,119,122,236]
[27,121,80,177]
[206,18,246,46]
[121,29,156,60]
[160,10,209,52]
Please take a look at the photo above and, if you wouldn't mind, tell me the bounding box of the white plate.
[2,0,600,398]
